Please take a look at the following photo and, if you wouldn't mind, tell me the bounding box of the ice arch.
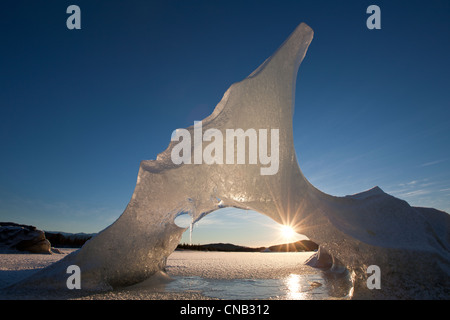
[8,23,450,299]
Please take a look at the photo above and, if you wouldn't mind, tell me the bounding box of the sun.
[280,225,296,242]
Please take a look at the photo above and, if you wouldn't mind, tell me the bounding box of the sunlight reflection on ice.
[285,274,308,299]
[155,272,350,300]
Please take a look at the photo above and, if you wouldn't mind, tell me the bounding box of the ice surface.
[0,251,351,300]
[5,23,449,299]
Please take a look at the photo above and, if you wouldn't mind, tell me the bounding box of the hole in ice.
[174,212,192,229]
[176,207,308,247]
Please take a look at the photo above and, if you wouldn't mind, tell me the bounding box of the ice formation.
[6,23,450,299]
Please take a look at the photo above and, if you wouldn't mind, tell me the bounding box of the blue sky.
[1,1,449,247]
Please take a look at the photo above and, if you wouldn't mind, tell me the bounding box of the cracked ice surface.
[6,23,450,299]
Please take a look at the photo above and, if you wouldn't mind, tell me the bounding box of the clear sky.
[1,1,449,247]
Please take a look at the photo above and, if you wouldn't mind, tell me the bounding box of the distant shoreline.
[44,230,319,252]
[176,240,318,252]
[1,222,318,253]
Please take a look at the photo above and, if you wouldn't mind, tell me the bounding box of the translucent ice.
[6,23,449,299]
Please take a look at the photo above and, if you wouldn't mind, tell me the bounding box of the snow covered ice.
[3,22,449,299]
[0,250,352,300]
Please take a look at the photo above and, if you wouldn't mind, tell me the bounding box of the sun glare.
[280,225,296,241]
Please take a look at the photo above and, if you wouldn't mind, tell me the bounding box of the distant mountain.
[44,231,96,248]
[177,242,264,252]
[267,240,318,252]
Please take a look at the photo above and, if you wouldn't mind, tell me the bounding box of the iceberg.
[6,23,449,299]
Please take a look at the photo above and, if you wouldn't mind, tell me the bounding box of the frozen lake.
[0,250,353,300]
